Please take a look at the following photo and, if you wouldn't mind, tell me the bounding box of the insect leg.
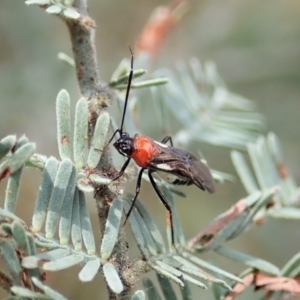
[124,168,145,224]
[96,129,121,154]
[94,157,131,198]
[161,135,173,146]
[107,129,121,145]
[113,157,131,181]
[148,171,175,246]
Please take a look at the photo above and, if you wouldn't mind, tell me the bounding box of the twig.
[62,1,134,298]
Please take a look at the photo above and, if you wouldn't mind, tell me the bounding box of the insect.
[108,49,215,245]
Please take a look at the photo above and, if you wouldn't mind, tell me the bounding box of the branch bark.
[63,2,135,299]
[66,17,102,96]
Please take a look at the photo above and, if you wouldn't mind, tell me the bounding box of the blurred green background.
[1,0,300,299]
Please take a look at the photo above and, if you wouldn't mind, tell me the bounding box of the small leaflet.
[103,262,124,294]
[78,259,101,282]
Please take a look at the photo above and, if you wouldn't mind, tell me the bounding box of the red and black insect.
[109,50,215,245]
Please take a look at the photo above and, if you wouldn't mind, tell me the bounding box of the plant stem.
[63,1,135,298]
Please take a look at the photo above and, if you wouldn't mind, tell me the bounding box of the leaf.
[59,166,77,245]
[151,84,169,132]
[46,4,63,14]
[123,200,149,259]
[103,262,124,294]
[181,281,192,300]
[232,188,277,238]
[22,249,69,268]
[32,157,59,232]
[143,278,163,300]
[89,174,111,185]
[179,61,207,112]
[10,286,47,299]
[110,69,147,87]
[157,273,177,300]
[87,111,110,169]
[0,270,13,293]
[110,58,130,84]
[211,169,235,183]
[231,150,259,194]
[0,143,35,180]
[149,263,184,287]
[32,277,68,300]
[131,205,158,256]
[11,222,29,254]
[255,273,300,295]
[171,255,232,290]
[43,254,84,271]
[154,260,182,278]
[73,97,88,169]
[33,238,61,249]
[78,258,101,282]
[194,126,258,150]
[45,159,73,239]
[155,63,263,150]
[224,272,254,300]
[131,290,146,300]
[77,177,95,193]
[212,281,226,300]
[213,88,255,111]
[268,207,300,220]
[257,136,281,186]
[26,152,48,170]
[78,190,96,255]
[63,0,74,6]
[187,197,251,249]
[215,246,280,275]
[63,8,80,19]
[182,251,243,283]
[199,211,248,252]
[247,142,269,190]
[0,135,16,160]
[227,271,300,299]
[24,233,41,279]
[4,167,22,213]
[181,273,207,290]
[25,0,50,5]
[134,198,166,254]
[100,198,123,260]
[114,78,168,90]
[56,89,72,160]
[156,253,208,290]
[281,252,300,277]
[71,189,82,251]
[0,240,22,285]
[267,132,283,164]
[57,52,75,67]
[0,208,25,224]
[211,112,263,131]
[25,233,37,256]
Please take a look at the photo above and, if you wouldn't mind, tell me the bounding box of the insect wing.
[187,155,216,193]
[149,145,215,193]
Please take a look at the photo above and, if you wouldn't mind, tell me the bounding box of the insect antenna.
[119,47,134,134]
[106,48,134,145]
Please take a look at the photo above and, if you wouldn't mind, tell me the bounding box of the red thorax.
[131,136,160,168]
